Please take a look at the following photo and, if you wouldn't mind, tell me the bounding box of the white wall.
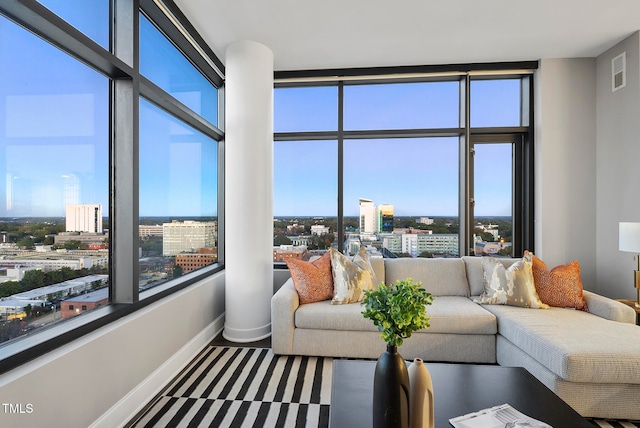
[534,58,598,290]
[0,272,225,428]
[596,32,640,298]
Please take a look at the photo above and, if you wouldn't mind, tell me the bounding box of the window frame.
[0,0,225,374]
[274,66,535,260]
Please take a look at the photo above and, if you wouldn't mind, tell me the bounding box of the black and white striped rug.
[129,346,639,428]
[130,346,331,427]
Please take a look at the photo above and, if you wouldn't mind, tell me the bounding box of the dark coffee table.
[329,360,592,428]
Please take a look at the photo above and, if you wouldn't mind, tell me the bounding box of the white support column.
[223,41,274,342]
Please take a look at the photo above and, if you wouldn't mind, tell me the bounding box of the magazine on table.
[449,403,552,428]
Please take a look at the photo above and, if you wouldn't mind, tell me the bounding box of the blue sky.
[0,15,109,217]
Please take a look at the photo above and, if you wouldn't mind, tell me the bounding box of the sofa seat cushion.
[384,258,470,296]
[295,296,496,335]
[483,304,640,384]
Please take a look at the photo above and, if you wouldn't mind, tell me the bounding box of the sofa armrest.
[583,290,635,323]
[271,278,300,355]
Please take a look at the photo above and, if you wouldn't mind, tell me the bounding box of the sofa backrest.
[383,258,470,296]
[369,256,385,287]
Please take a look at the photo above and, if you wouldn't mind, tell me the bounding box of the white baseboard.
[90,313,225,428]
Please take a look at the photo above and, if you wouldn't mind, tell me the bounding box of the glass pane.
[37,0,110,49]
[344,82,459,130]
[0,16,109,344]
[343,138,459,257]
[473,143,513,256]
[139,99,218,291]
[139,15,218,126]
[273,140,338,258]
[274,87,338,132]
[470,79,521,127]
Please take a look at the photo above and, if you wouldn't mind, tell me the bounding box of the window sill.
[0,263,224,375]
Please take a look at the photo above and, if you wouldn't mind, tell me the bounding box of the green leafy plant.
[361,278,434,347]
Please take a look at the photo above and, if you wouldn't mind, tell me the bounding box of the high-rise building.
[162,220,217,256]
[359,198,376,233]
[66,204,103,233]
[377,204,394,232]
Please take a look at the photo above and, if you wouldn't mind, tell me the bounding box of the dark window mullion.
[140,76,223,140]
[1,0,132,78]
[111,0,139,304]
[337,82,345,252]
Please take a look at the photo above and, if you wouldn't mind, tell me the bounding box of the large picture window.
[139,99,218,290]
[0,0,223,371]
[274,72,534,260]
[0,13,109,344]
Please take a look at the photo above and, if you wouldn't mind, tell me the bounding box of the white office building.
[402,234,418,257]
[417,234,459,255]
[66,204,103,233]
[310,224,330,235]
[162,221,217,256]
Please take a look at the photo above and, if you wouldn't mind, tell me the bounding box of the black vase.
[373,344,410,428]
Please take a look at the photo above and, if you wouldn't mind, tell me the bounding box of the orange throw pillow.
[286,251,334,304]
[531,255,588,312]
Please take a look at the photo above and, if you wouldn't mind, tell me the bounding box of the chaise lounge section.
[271,255,640,419]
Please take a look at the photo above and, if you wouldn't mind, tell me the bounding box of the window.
[274,70,534,260]
[344,137,459,257]
[36,0,110,49]
[470,78,522,128]
[274,140,338,252]
[0,12,109,344]
[274,86,338,132]
[344,82,459,130]
[139,99,218,291]
[0,0,223,372]
[140,14,218,126]
[472,141,513,256]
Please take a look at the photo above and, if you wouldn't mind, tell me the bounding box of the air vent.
[612,52,626,92]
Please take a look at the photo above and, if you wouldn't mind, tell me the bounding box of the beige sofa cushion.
[384,258,470,296]
[483,304,640,384]
[295,296,496,335]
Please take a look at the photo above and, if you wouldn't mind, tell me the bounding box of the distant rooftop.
[62,287,108,303]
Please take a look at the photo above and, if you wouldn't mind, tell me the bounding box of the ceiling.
[174,0,640,72]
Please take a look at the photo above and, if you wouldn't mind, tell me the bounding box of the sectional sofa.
[271,256,640,420]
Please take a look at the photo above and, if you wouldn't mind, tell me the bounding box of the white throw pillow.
[474,253,549,309]
[330,247,376,305]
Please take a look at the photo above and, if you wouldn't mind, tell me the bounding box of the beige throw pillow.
[475,253,549,309]
[330,247,376,305]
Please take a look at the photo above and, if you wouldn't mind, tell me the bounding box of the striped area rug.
[130,346,332,427]
[129,346,639,428]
